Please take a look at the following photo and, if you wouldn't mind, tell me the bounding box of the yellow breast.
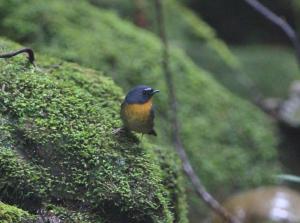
[124,99,152,122]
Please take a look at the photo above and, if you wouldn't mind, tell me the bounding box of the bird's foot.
[112,127,126,135]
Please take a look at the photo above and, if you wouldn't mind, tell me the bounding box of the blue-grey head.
[124,85,160,104]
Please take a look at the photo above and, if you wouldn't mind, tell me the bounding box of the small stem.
[154,0,239,222]
[0,48,35,65]
[244,0,300,68]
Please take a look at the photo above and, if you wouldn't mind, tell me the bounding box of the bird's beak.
[151,90,160,95]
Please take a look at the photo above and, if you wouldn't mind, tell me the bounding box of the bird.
[119,85,160,136]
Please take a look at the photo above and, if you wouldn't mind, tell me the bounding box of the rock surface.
[0,38,187,223]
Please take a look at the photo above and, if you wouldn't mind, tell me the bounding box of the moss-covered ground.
[0,0,283,221]
[0,38,187,223]
[0,0,280,190]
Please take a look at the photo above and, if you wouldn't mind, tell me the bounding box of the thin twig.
[0,48,35,65]
[244,0,300,67]
[154,0,239,222]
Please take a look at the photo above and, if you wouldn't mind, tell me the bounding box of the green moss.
[0,38,187,222]
[0,0,281,220]
[231,45,299,98]
[151,146,188,223]
[0,202,35,223]
[88,0,239,69]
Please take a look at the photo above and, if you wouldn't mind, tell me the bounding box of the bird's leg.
[112,127,127,134]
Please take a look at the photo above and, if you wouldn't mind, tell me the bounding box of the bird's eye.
[143,88,152,95]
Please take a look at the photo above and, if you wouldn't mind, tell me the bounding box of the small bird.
[120,85,159,136]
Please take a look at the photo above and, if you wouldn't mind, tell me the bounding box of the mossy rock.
[88,0,238,69]
[0,38,187,223]
[0,0,281,220]
[0,202,35,223]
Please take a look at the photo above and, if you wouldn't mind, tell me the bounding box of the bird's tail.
[148,129,157,136]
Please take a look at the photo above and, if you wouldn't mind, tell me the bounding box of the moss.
[151,146,188,223]
[0,0,281,220]
[88,0,239,69]
[231,45,299,98]
[0,38,187,222]
[0,202,35,223]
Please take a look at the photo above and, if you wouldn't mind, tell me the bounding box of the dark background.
[186,0,297,44]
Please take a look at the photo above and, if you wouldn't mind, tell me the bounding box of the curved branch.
[244,0,300,67]
[0,48,35,65]
[154,0,240,222]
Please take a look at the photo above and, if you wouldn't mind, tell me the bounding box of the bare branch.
[243,0,300,67]
[0,48,35,65]
[154,0,240,222]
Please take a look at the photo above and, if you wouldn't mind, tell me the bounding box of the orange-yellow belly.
[122,100,153,133]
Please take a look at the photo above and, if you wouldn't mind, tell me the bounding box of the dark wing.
[149,107,155,127]
[148,129,157,136]
[148,107,157,136]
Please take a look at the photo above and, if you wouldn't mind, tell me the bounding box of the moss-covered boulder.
[0,38,187,223]
[88,0,238,69]
[0,0,280,192]
[0,0,282,220]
